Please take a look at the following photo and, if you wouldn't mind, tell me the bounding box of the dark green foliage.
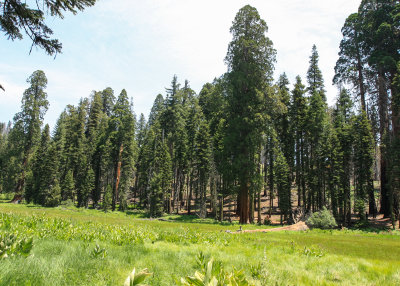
[195,118,212,218]
[275,149,291,223]
[108,89,136,211]
[62,170,75,202]
[103,185,112,212]
[0,0,96,55]
[225,4,276,223]
[13,70,49,196]
[2,3,400,228]
[149,127,172,217]
[353,111,374,220]
[28,125,61,206]
[306,207,338,229]
[307,45,325,96]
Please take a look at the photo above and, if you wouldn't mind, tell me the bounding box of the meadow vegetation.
[0,203,399,285]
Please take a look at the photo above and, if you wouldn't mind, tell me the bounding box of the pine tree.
[332,89,354,224]
[353,110,374,221]
[27,125,61,206]
[291,76,308,208]
[103,184,112,212]
[305,89,328,211]
[195,118,212,219]
[62,169,75,203]
[87,91,106,207]
[307,45,325,97]
[275,148,291,224]
[276,73,294,184]
[149,129,172,217]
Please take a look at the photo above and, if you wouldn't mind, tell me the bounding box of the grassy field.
[0,203,399,285]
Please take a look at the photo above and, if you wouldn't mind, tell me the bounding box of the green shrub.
[306,207,337,229]
[90,244,107,259]
[0,192,15,201]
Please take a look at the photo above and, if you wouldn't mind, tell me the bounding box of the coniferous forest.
[1,1,400,285]
[0,1,399,229]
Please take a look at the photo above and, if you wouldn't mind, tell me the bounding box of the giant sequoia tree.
[225,5,276,223]
[334,0,400,221]
[2,2,400,228]
[13,70,49,199]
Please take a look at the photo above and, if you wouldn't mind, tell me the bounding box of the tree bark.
[239,182,249,224]
[112,143,124,211]
[377,72,391,217]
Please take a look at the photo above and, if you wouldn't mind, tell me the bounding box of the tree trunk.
[257,190,262,224]
[249,191,254,224]
[368,179,377,218]
[377,72,391,217]
[112,143,124,211]
[219,195,224,222]
[239,182,249,224]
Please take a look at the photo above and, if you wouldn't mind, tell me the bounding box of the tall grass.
[0,203,399,285]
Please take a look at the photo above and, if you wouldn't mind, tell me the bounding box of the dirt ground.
[173,189,399,230]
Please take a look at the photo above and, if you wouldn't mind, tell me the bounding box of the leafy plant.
[0,232,33,259]
[302,245,325,258]
[306,207,338,229]
[124,268,152,286]
[180,255,253,286]
[90,244,107,259]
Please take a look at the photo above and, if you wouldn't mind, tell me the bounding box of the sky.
[0,0,361,129]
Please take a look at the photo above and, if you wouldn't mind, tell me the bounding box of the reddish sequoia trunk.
[377,73,391,217]
[112,144,124,211]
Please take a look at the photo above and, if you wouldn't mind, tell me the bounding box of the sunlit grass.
[0,203,399,285]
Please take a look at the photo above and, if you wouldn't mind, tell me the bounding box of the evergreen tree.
[333,13,369,111]
[305,89,328,211]
[62,169,75,203]
[13,70,49,199]
[307,45,325,97]
[353,111,374,221]
[195,118,212,219]
[0,0,96,56]
[225,5,276,223]
[276,73,294,181]
[86,92,106,207]
[149,128,172,217]
[108,89,136,211]
[275,148,291,224]
[291,76,308,207]
[332,89,355,224]
[101,87,115,117]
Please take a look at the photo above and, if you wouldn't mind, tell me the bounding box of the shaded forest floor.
[1,203,400,285]
[155,183,398,231]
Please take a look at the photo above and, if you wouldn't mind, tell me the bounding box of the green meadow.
[0,203,399,285]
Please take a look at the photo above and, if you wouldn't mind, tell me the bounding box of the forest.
[0,1,400,285]
[0,1,400,228]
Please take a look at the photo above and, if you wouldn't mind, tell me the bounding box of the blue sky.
[0,0,360,129]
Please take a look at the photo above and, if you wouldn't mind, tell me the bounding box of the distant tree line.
[0,1,399,226]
